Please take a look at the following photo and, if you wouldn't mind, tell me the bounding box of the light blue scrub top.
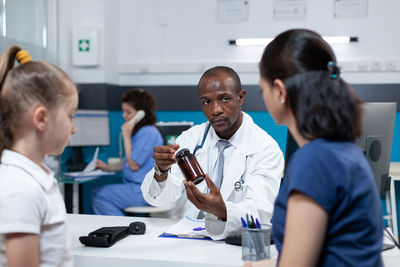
[122,125,163,184]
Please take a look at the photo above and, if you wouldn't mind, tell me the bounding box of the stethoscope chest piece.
[234,179,244,192]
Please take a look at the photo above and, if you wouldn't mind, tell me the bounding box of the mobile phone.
[128,110,145,125]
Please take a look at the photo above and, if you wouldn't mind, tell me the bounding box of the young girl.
[92,89,163,215]
[0,46,78,267]
[246,29,383,266]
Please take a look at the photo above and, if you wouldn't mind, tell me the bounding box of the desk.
[68,214,246,267]
[67,214,400,267]
[383,246,400,266]
[389,162,400,242]
[59,172,120,214]
[60,177,102,214]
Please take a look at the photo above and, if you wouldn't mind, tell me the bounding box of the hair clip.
[16,50,32,64]
[327,61,340,80]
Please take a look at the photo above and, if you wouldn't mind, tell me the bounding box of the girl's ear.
[273,79,287,104]
[32,106,48,131]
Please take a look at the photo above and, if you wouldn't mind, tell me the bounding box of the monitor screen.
[156,121,194,145]
[284,102,397,196]
[355,102,397,195]
[68,110,110,147]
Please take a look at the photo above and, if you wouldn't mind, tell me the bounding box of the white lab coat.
[141,112,284,240]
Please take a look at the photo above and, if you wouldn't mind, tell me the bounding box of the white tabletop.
[390,162,400,177]
[67,214,244,267]
[382,247,400,266]
[67,214,400,267]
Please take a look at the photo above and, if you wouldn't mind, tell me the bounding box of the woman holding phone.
[92,89,163,215]
[246,29,383,266]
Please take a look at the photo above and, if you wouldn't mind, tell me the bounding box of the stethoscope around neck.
[192,123,211,156]
[192,123,245,192]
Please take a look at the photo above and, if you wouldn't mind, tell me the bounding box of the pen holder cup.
[242,228,271,261]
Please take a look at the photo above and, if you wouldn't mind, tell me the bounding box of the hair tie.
[16,50,32,64]
[327,61,340,79]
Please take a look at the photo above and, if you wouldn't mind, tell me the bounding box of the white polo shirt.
[0,150,72,267]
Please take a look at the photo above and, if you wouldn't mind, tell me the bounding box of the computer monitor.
[68,110,110,147]
[156,121,194,145]
[355,102,397,195]
[66,110,110,171]
[284,102,397,196]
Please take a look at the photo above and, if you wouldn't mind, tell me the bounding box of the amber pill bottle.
[176,148,205,184]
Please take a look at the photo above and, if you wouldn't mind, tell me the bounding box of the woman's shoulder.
[136,125,160,135]
[290,139,366,181]
[298,139,359,158]
[135,125,163,140]
[290,140,351,171]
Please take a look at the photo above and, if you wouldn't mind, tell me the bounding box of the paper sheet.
[63,169,115,178]
[83,147,99,173]
[63,147,115,179]
[163,216,209,238]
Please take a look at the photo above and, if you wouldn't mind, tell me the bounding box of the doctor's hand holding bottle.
[152,145,228,220]
[152,144,180,181]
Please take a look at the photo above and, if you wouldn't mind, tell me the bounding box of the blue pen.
[193,227,205,231]
[255,218,261,229]
[241,217,247,228]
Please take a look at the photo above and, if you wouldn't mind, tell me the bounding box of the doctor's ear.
[32,106,49,131]
[238,90,246,105]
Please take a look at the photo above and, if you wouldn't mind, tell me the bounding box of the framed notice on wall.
[273,0,307,21]
[217,0,249,23]
[334,0,368,18]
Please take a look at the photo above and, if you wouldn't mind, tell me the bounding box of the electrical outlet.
[156,16,169,26]
[339,61,358,72]
[385,61,397,71]
[369,61,383,72]
[357,61,368,72]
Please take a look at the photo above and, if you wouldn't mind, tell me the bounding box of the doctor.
[141,66,284,240]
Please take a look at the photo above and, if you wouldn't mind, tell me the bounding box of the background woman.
[247,29,383,266]
[92,89,163,215]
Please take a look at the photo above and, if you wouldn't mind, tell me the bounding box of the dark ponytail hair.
[259,29,362,142]
[0,46,76,158]
[121,89,157,137]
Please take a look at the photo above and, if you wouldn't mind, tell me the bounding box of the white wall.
[6,0,45,47]
[0,0,56,63]
[58,0,400,85]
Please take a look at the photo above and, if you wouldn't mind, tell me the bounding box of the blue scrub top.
[272,139,383,266]
[122,125,163,184]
